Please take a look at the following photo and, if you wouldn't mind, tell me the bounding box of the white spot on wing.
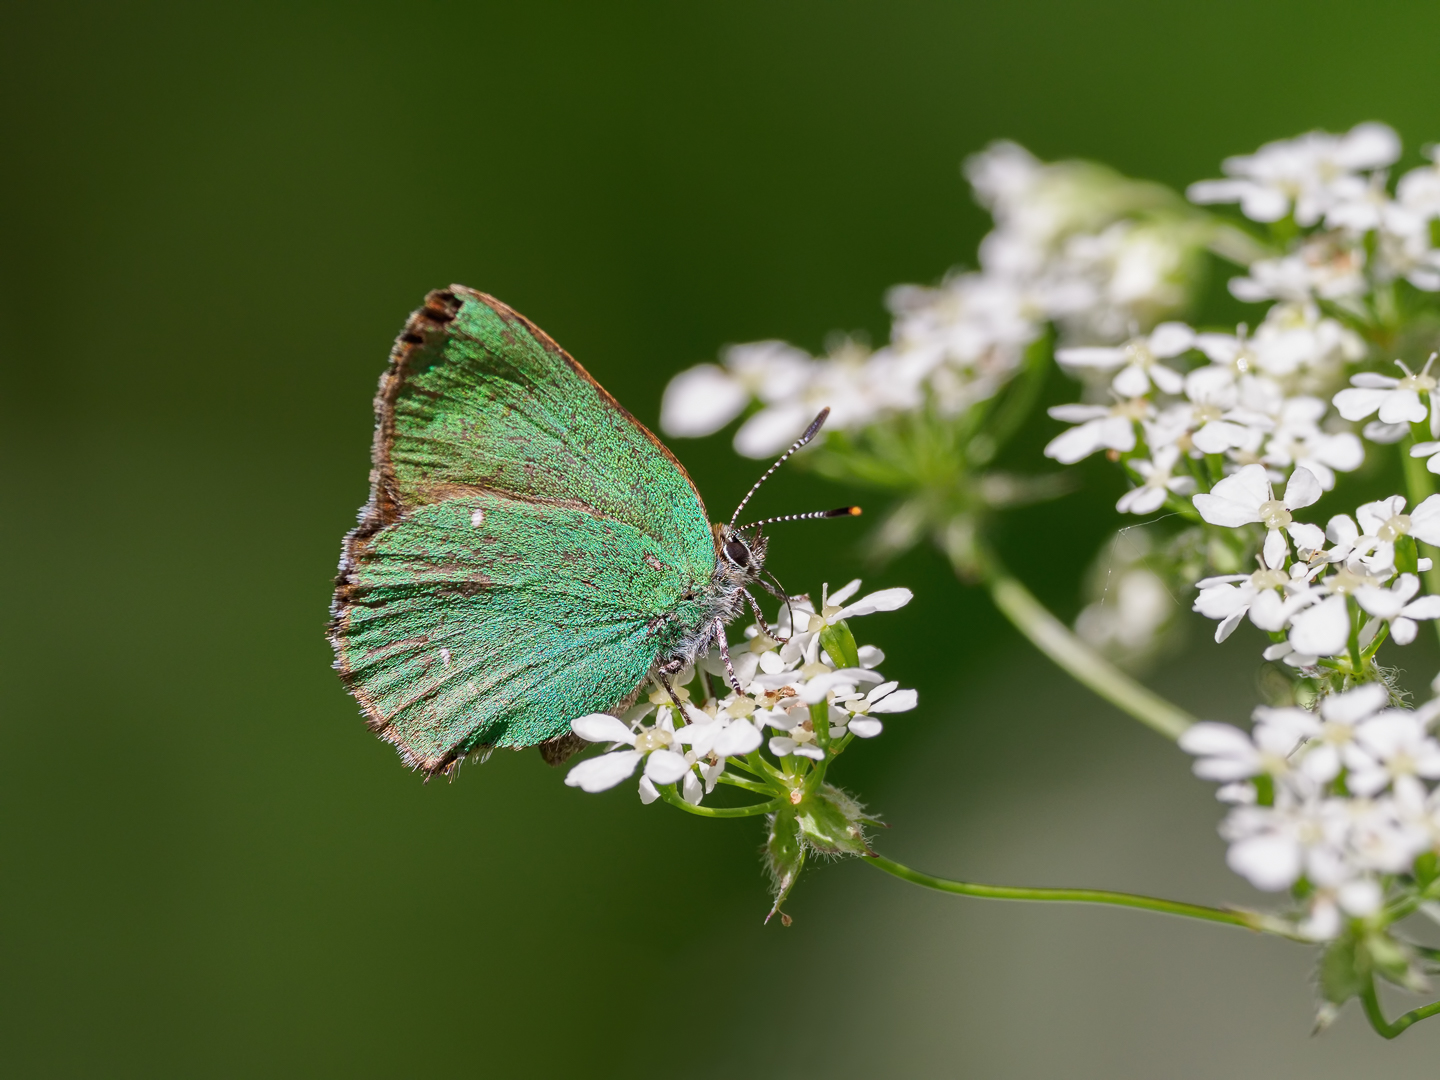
[470,508,485,527]
[440,647,452,667]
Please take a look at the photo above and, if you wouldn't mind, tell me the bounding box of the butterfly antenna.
[728,408,831,528]
[738,506,862,531]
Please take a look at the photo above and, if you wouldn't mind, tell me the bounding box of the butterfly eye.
[723,538,751,568]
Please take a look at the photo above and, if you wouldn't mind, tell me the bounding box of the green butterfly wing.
[330,287,718,774]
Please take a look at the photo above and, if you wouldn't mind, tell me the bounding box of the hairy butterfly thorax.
[329,286,858,779]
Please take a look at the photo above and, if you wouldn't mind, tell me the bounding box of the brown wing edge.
[327,285,674,779]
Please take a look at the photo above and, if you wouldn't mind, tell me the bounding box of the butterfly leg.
[741,589,788,643]
[655,670,688,715]
[713,618,745,696]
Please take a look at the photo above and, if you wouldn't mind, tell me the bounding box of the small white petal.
[644,749,691,785]
[1216,609,1246,643]
[1193,492,1262,528]
[1263,528,1288,569]
[564,750,643,792]
[570,713,636,745]
[681,770,703,804]
[1287,522,1326,553]
[768,736,799,757]
[1179,722,1254,757]
[713,719,762,757]
[1321,682,1388,724]
[834,587,914,619]
[638,776,661,804]
[1288,594,1350,657]
[869,689,918,713]
[1338,878,1383,917]
[799,668,883,704]
[1227,834,1302,891]
[1149,322,1196,357]
[849,718,884,738]
[660,364,750,437]
[1282,467,1322,511]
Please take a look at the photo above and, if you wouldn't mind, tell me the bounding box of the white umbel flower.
[1186,122,1400,226]
[1355,573,1440,645]
[1117,445,1196,515]
[1333,356,1439,434]
[1055,321,1193,397]
[1044,399,1149,463]
[1192,463,1323,568]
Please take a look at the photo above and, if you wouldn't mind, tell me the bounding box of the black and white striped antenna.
[738,506,862,532]
[728,408,832,528]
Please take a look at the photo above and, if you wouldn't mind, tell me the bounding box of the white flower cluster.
[660,143,1206,458]
[563,582,915,803]
[1044,310,1366,513]
[1191,465,1440,657]
[1181,681,1440,940]
[1189,122,1440,297]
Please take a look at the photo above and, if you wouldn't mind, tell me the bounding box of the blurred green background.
[6,1,1440,1075]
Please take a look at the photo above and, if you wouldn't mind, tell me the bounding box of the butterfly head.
[716,524,769,580]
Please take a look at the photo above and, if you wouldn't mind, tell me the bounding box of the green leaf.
[1365,931,1415,988]
[765,808,805,926]
[1320,934,1366,1005]
[1414,850,1439,889]
[1396,534,1419,575]
[819,620,861,670]
[795,784,871,856]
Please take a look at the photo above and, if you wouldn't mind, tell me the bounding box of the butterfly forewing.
[331,287,717,774]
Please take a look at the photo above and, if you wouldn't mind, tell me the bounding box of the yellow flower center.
[1377,513,1412,542]
[1249,568,1290,590]
[633,728,672,753]
[1258,500,1292,530]
[1397,372,1437,393]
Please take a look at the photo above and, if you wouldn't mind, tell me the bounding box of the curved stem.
[1361,975,1440,1039]
[714,772,775,796]
[659,785,779,818]
[867,853,1286,934]
[972,546,1195,741]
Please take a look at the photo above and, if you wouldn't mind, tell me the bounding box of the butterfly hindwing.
[331,287,718,774]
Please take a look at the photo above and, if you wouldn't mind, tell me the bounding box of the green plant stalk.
[866,853,1288,933]
[1361,975,1440,1039]
[658,785,778,818]
[972,546,1195,740]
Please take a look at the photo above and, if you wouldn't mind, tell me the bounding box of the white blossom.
[1347,712,1440,797]
[1116,445,1196,515]
[1355,573,1440,645]
[1055,321,1193,397]
[1333,356,1439,434]
[1192,463,1322,568]
[1186,122,1400,227]
[1044,399,1148,463]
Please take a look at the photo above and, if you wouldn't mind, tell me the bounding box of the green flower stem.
[714,772,775,796]
[1361,975,1440,1039]
[658,785,779,818]
[972,546,1195,741]
[867,852,1282,933]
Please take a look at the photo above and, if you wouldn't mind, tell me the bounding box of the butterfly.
[329,286,858,777]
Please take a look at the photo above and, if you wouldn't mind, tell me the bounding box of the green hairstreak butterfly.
[329,286,858,777]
